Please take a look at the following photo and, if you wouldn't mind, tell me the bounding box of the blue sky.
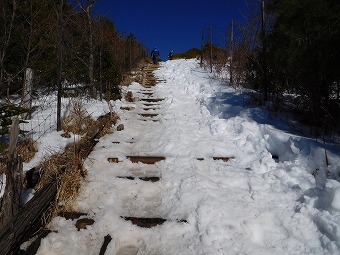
[94,0,249,60]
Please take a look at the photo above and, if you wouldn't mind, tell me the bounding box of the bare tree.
[57,0,65,131]
[0,0,17,94]
[74,0,97,98]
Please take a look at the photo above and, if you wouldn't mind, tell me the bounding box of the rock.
[117,124,124,131]
[61,133,71,138]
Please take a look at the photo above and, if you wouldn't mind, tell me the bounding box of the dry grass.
[98,111,119,137]
[61,99,96,135]
[17,139,37,163]
[36,145,86,216]
[120,75,134,86]
[36,110,120,218]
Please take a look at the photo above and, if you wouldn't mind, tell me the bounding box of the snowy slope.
[36,59,340,254]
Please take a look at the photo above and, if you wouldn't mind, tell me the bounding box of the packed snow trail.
[36,59,340,254]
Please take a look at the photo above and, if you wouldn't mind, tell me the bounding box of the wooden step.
[117,176,160,182]
[139,113,158,118]
[141,98,164,102]
[212,157,234,162]
[126,156,165,164]
[143,103,160,107]
[143,108,159,111]
[121,217,187,228]
[120,106,135,111]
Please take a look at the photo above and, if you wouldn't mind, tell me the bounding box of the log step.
[121,217,187,228]
[143,108,159,111]
[196,157,234,162]
[212,157,234,162]
[143,103,160,107]
[141,98,164,102]
[139,113,159,118]
[127,156,165,164]
[141,119,160,122]
[120,106,135,111]
[108,158,120,163]
[117,176,160,182]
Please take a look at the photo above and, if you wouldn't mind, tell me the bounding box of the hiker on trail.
[151,47,160,64]
[168,50,174,60]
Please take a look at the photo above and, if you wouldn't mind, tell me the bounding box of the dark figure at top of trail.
[168,50,174,60]
[151,47,160,64]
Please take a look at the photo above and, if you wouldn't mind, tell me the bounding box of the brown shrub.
[61,99,96,135]
[17,139,37,163]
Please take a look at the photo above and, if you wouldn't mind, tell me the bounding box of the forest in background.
[198,0,340,139]
[1,0,339,139]
[0,0,148,100]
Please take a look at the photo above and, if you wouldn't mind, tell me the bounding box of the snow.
[10,59,340,254]
[20,96,111,171]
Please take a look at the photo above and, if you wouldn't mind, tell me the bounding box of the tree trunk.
[75,0,97,98]
[87,8,95,98]
[0,0,17,95]
[261,0,268,101]
[99,28,103,101]
[57,0,64,131]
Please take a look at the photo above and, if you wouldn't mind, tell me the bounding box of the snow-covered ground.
[22,59,340,254]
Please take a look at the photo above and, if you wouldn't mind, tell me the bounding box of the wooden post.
[0,117,22,231]
[21,68,33,119]
[99,23,103,101]
[261,0,268,101]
